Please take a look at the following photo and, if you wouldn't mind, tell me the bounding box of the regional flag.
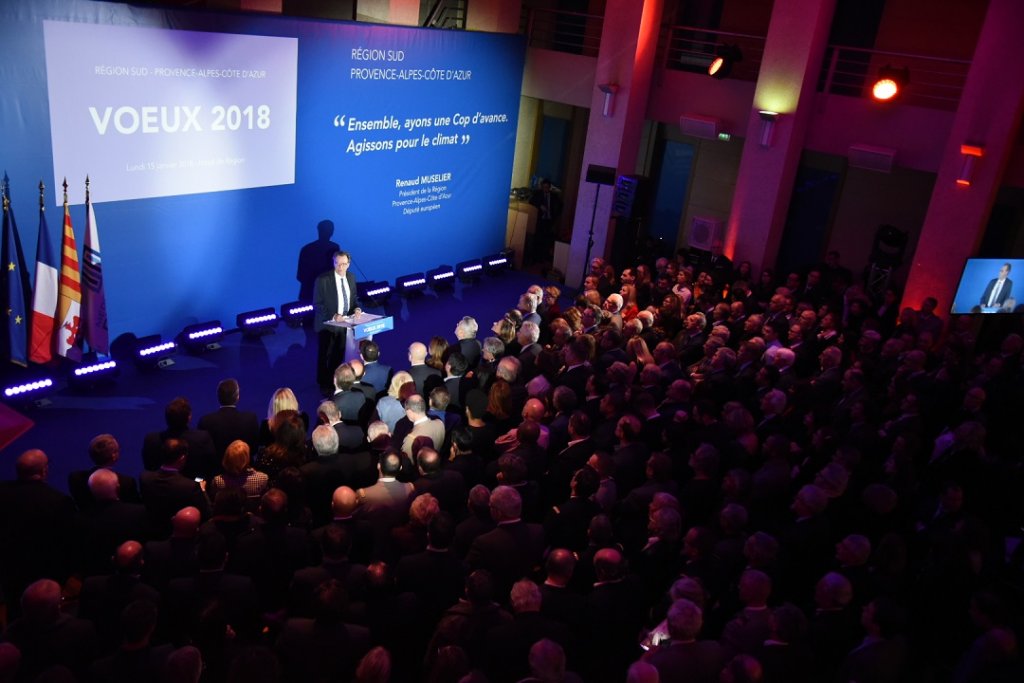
[29,195,59,364]
[2,189,32,366]
[80,185,109,354]
[55,191,82,359]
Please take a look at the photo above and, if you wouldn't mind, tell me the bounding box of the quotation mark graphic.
[333,115,346,127]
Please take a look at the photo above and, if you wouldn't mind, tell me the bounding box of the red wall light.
[957,144,984,186]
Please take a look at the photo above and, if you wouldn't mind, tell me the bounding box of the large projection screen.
[0,0,524,337]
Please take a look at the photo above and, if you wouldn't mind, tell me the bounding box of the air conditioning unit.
[848,144,896,173]
[688,216,724,251]
[679,114,720,140]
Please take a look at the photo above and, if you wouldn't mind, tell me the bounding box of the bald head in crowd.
[15,449,48,481]
[332,486,359,518]
[115,540,145,574]
[171,506,202,538]
[88,468,121,502]
[409,342,428,364]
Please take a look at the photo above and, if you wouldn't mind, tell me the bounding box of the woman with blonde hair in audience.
[258,387,309,446]
[209,440,269,509]
[376,371,415,432]
[620,284,640,322]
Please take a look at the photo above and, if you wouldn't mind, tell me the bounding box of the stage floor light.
[236,307,279,335]
[359,281,392,306]
[427,265,456,290]
[69,360,119,388]
[135,335,178,368]
[177,321,224,353]
[3,377,55,402]
[457,259,483,282]
[483,251,511,276]
[395,273,428,296]
[281,301,314,327]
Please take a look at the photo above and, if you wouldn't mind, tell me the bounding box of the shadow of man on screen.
[296,219,340,303]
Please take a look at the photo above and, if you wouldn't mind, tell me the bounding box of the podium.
[325,312,395,361]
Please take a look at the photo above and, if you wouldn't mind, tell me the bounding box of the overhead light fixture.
[871,65,908,102]
[395,273,428,296]
[758,110,780,148]
[427,265,456,290]
[456,258,483,282]
[236,307,279,335]
[957,144,984,186]
[177,321,224,353]
[69,359,119,388]
[280,301,314,327]
[708,45,742,79]
[135,335,177,369]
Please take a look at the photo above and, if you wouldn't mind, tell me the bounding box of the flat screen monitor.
[950,258,1024,314]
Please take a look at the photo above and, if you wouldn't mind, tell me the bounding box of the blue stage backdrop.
[0,0,524,340]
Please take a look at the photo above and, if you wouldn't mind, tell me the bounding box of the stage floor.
[2,270,560,492]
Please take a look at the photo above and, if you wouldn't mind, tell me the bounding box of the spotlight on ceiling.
[871,65,909,102]
[708,45,742,79]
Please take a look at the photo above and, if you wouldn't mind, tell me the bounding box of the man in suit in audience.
[455,315,483,369]
[332,362,370,426]
[401,394,445,457]
[197,378,260,459]
[139,439,211,535]
[360,339,393,395]
[141,397,217,480]
[78,469,151,576]
[67,433,140,512]
[413,447,466,517]
[406,341,443,396]
[0,450,79,613]
[466,485,545,599]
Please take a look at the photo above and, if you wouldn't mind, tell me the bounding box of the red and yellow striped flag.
[55,188,81,359]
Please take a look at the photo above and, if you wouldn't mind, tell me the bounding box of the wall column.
[725,0,836,272]
[564,0,664,287]
[901,0,1024,313]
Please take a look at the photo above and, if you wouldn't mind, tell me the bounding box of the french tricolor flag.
[29,201,58,364]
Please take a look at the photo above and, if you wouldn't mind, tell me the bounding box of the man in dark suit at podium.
[980,263,1013,308]
[314,250,361,395]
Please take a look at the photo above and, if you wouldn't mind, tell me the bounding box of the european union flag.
[2,178,32,366]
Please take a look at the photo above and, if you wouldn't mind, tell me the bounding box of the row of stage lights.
[3,250,513,402]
